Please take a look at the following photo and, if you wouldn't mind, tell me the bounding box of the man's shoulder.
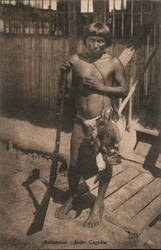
[100,53,116,65]
[112,57,124,67]
[100,55,124,71]
[102,52,122,64]
[68,54,80,64]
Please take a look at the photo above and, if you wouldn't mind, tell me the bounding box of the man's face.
[85,36,106,55]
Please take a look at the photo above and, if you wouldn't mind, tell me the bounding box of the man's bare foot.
[55,198,73,219]
[83,201,104,228]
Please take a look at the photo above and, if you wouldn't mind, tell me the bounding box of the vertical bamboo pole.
[41,36,48,106]
[144,34,150,96]
[30,37,33,105]
[62,0,67,112]
[38,36,42,107]
[121,0,124,38]
[26,37,30,105]
[27,36,30,106]
[128,62,133,129]
[119,0,124,109]
[133,49,138,114]
[112,0,115,39]
[13,1,16,33]
[24,37,27,105]
[128,0,134,128]
[157,1,161,89]
[154,23,157,48]
[21,36,25,108]
[87,0,89,25]
[32,37,36,105]
[43,38,47,107]
[28,0,31,33]
[46,38,49,107]
[41,37,44,106]
[154,23,159,89]
[130,0,134,37]
[45,38,48,107]
[68,0,77,54]
[50,28,56,109]
[103,0,107,23]
[151,46,155,90]
[140,0,143,25]
[134,50,139,114]
[150,0,153,13]
[49,0,52,35]
[22,3,25,34]
[112,0,116,56]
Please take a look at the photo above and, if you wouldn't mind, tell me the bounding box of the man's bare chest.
[72,58,114,85]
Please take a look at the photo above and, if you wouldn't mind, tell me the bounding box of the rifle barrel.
[26,70,67,235]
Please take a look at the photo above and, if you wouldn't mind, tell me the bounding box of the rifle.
[27,69,67,236]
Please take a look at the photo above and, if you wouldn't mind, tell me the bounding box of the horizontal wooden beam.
[132,122,159,136]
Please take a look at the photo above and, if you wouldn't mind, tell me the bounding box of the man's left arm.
[102,58,129,98]
[83,58,129,98]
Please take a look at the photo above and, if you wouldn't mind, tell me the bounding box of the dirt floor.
[0,141,128,250]
[0,107,161,250]
[1,140,161,250]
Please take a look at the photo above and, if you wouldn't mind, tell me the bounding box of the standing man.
[55,23,128,228]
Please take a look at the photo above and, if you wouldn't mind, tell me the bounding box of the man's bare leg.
[55,121,84,219]
[83,164,112,227]
[55,165,81,219]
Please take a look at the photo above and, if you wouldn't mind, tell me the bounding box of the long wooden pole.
[68,0,77,54]
[128,0,134,128]
[121,0,124,38]
[140,0,143,25]
[128,63,133,128]
[118,80,139,115]
[26,69,67,235]
[144,34,150,96]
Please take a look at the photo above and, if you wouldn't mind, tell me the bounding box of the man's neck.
[79,51,105,63]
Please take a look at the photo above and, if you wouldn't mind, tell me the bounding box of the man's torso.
[69,53,116,119]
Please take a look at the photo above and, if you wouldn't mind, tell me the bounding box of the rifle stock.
[26,70,67,235]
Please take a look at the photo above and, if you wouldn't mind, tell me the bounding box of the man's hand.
[82,77,104,92]
[60,61,72,73]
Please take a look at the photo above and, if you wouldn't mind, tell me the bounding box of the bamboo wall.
[0,0,160,124]
[0,34,69,111]
[1,33,159,115]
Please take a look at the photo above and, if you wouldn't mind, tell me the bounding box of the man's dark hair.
[83,22,112,47]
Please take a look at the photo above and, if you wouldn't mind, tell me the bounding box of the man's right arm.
[60,54,79,98]
[60,60,73,99]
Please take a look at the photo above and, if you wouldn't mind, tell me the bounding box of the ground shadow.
[1,98,76,133]
[23,181,96,235]
[23,176,96,212]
